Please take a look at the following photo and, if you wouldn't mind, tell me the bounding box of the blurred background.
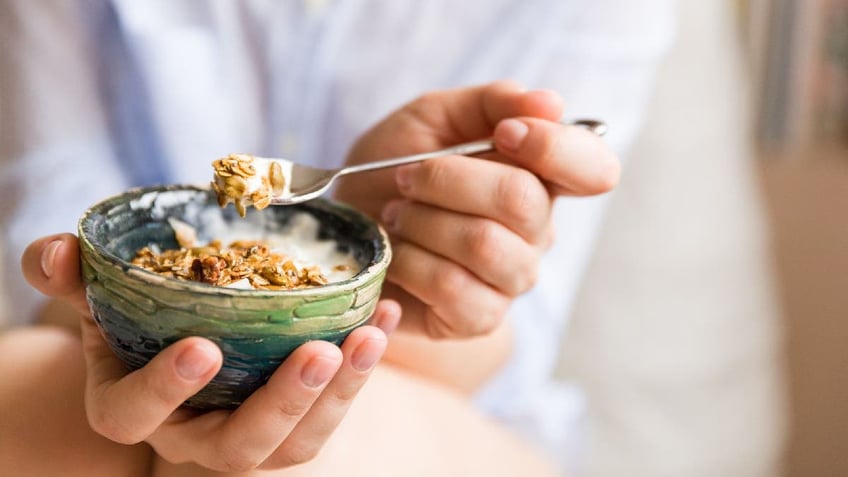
[1,1,845,476]
[557,1,847,476]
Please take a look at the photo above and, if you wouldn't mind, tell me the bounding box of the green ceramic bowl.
[78,185,391,409]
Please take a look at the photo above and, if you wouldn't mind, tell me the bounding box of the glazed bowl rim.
[77,184,391,299]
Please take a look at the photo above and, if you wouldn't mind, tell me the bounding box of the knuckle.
[514,260,539,295]
[276,442,321,467]
[468,228,540,297]
[510,247,541,295]
[330,380,362,403]
[405,91,448,122]
[466,221,506,273]
[432,267,468,304]
[416,159,451,194]
[142,371,180,409]
[88,407,139,445]
[216,442,261,472]
[273,397,312,420]
[496,169,547,232]
[493,253,538,297]
[424,301,503,339]
[464,308,503,337]
[477,295,511,335]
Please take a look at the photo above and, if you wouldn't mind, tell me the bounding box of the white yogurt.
[207,212,360,285]
[212,154,293,207]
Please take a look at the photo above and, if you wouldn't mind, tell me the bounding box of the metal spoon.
[222,119,606,207]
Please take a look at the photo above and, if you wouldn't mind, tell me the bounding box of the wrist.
[380,319,514,395]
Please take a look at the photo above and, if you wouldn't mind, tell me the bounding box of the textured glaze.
[78,185,390,409]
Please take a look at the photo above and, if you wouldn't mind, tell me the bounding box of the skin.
[0,81,618,475]
[336,80,619,338]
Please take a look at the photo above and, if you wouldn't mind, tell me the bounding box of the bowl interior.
[80,185,386,290]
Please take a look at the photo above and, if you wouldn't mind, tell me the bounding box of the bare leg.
[0,326,557,477]
[307,364,558,477]
[154,364,558,477]
[0,326,152,477]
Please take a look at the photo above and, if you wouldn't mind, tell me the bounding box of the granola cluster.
[211,154,286,217]
[131,239,333,290]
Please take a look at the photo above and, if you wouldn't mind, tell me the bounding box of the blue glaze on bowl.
[78,185,390,409]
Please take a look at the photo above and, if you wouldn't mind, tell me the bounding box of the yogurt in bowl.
[78,184,391,409]
[133,213,360,290]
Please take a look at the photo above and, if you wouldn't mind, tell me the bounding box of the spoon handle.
[338,139,494,176]
[337,118,607,177]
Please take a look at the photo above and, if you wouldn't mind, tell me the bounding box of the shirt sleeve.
[0,0,130,325]
[473,0,677,453]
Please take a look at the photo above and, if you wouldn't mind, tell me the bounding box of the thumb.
[81,317,223,444]
[493,117,621,196]
[21,233,91,317]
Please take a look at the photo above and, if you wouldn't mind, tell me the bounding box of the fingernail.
[41,240,62,278]
[301,355,338,388]
[351,338,386,372]
[381,201,402,231]
[395,164,417,193]
[175,342,218,380]
[495,119,529,152]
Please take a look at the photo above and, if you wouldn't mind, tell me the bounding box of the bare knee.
[0,325,83,378]
[0,323,81,346]
[0,325,86,440]
[284,364,559,477]
[0,325,151,476]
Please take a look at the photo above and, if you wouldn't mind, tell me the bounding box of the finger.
[382,200,539,297]
[375,284,430,336]
[408,81,564,142]
[368,299,402,336]
[493,117,621,196]
[142,309,396,470]
[81,316,223,445]
[387,240,510,338]
[262,325,389,469]
[21,234,90,316]
[150,341,343,472]
[391,156,552,242]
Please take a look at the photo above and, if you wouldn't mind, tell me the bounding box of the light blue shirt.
[0,0,674,468]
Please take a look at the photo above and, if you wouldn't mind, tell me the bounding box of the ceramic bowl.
[78,184,390,409]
